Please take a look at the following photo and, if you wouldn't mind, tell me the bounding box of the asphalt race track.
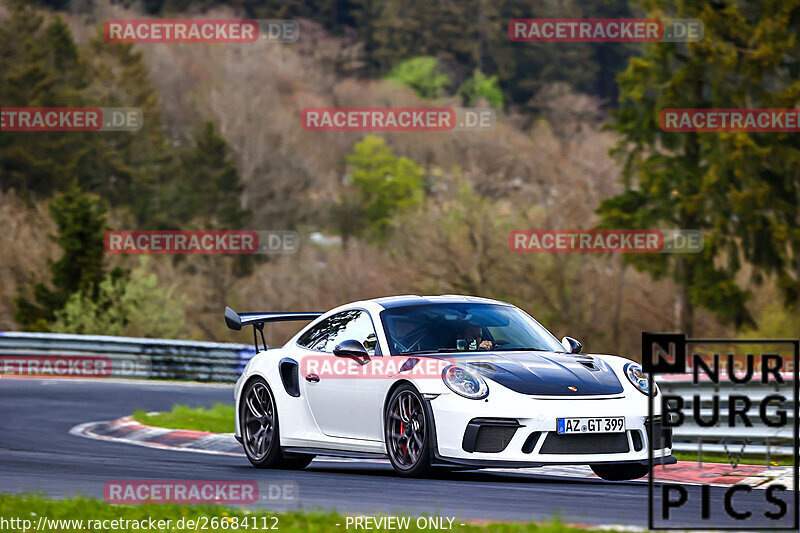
[0,379,794,528]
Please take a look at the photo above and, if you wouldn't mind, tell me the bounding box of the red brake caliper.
[400,422,406,455]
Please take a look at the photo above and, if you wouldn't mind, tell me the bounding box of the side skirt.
[281,446,388,460]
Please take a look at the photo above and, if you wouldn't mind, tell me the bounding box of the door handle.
[305,373,320,383]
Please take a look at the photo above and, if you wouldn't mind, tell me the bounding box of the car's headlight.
[624,362,656,396]
[442,365,489,399]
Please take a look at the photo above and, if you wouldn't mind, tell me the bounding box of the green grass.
[0,494,609,532]
[132,403,235,433]
[672,451,794,466]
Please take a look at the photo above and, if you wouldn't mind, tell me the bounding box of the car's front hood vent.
[464,361,507,374]
[459,351,624,396]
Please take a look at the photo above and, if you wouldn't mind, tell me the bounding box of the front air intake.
[521,431,542,454]
[539,432,630,454]
[645,416,673,449]
[462,418,522,453]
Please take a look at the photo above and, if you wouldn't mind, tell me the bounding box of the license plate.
[557,417,625,434]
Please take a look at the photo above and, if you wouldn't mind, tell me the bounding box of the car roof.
[370,294,511,310]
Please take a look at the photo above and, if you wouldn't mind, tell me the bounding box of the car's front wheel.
[239,377,314,469]
[385,384,432,477]
[590,463,649,481]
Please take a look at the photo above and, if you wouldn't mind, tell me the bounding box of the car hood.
[428,351,624,396]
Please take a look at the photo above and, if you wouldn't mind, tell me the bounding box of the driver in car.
[456,323,493,351]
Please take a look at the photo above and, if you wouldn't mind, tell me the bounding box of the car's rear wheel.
[240,377,314,469]
[590,463,649,481]
[385,384,432,477]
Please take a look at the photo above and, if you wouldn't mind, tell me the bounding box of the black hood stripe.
[433,351,624,396]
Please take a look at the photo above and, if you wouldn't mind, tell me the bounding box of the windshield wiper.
[399,348,469,355]
[492,347,550,351]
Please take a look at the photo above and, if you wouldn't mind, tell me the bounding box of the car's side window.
[296,317,331,351]
[325,310,379,356]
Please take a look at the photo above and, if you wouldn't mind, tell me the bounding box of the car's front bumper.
[426,387,672,467]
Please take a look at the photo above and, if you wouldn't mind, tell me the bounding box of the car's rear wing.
[225,306,322,352]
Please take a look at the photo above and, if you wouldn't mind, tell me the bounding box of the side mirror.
[561,336,582,354]
[333,339,370,364]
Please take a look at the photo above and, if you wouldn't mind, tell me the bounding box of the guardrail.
[657,376,795,457]
[0,332,255,382]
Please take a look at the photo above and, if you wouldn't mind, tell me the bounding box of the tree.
[96,0,635,108]
[162,122,253,311]
[344,136,426,240]
[0,3,91,197]
[597,0,800,335]
[457,70,504,108]
[14,186,113,330]
[0,1,173,226]
[52,258,187,338]
[384,57,450,99]
[166,121,250,230]
[83,31,170,222]
[389,182,631,354]
[369,0,481,75]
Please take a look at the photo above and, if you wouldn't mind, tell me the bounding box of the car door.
[301,309,383,442]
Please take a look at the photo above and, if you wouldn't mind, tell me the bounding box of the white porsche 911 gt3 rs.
[225,295,674,480]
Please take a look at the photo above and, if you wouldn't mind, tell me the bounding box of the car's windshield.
[379,303,565,355]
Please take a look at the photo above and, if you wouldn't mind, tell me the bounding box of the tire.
[239,377,315,469]
[385,384,432,477]
[590,463,649,481]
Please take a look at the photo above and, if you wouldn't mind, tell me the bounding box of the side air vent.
[279,358,300,397]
